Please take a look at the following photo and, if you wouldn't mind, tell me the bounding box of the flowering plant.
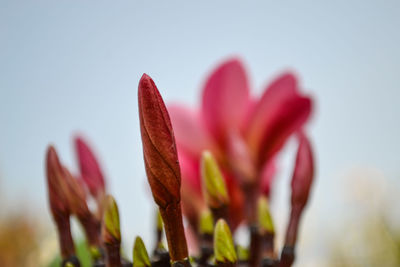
[45,58,315,267]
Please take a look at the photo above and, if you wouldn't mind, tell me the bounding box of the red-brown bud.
[45,145,75,259]
[138,74,181,208]
[75,136,106,197]
[138,74,188,262]
[291,132,315,209]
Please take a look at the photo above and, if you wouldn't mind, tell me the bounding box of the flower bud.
[46,146,70,217]
[75,136,106,197]
[133,236,151,267]
[138,73,181,208]
[214,219,237,263]
[138,74,188,262]
[199,209,214,235]
[102,195,121,243]
[201,151,229,209]
[291,132,314,209]
[257,196,274,234]
[63,166,101,249]
[102,195,121,267]
[45,145,75,259]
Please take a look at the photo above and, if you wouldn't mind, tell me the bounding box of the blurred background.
[1,1,400,266]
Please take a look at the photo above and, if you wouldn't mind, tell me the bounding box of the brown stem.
[54,212,75,259]
[279,246,294,267]
[78,214,101,246]
[160,203,189,262]
[249,225,261,267]
[198,233,213,265]
[261,232,276,267]
[280,205,303,267]
[261,232,275,258]
[243,182,259,224]
[216,261,236,267]
[105,242,121,267]
[211,205,229,225]
[284,206,303,246]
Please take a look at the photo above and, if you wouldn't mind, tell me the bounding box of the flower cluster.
[45,58,315,267]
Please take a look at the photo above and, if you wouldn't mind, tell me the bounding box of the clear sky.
[1,1,399,265]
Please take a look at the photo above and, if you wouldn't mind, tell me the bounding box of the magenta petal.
[256,95,312,167]
[177,148,201,194]
[226,131,256,183]
[260,159,277,197]
[246,72,298,152]
[74,136,106,197]
[291,132,315,208]
[168,104,214,158]
[201,58,250,146]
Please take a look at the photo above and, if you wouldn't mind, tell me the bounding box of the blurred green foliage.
[47,240,91,267]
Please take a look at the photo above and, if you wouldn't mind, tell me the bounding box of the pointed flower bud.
[138,74,188,262]
[75,136,106,197]
[291,132,315,209]
[45,145,75,259]
[257,196,275,234]
[199,209,214,235]
[63,166,101,249]
[282,132,315,258]
[102,195,121,243]
[46,146,70,217]
[133,236,151,267]
[201,151,229,209]
[63,167,89,218]
[138,74,181,208]
[214,219,237,263]
[102,195,121,267]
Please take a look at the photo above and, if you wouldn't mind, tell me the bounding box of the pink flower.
[291,132,315,210]
[74,136,106,198]
[168,58,313,226]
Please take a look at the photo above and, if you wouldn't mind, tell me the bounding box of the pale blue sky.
[1,1,400,264]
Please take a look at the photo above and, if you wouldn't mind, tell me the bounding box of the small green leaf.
[201,151,229,208]
[258,196,275,234]
[133,236,151,267]
[103,195,121,241]
[214,219,237,263]
[199,208,214,235]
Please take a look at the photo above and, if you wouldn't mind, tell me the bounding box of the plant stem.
[248,225,261,267]
[54,213,75,259]
[198,233,213,266]
[104,242,121,267]
[210,205,229,225]
[159,203,189,263]
[279,205,303,267]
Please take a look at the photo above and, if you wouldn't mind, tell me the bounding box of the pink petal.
[177,148,201,194]
[201,58,250,146]
[291,132,315,208]
[245,72,313,168]
[260,159,277,197]
[257,95,312,168]
[245,72,298,153]
[226,131,256,183]
[74,136,106,197]
[168,104,214,158]
[291,132,314,206]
